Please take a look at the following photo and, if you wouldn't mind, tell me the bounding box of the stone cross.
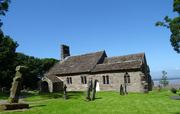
[62,84,68,100]
[91,79,98,101]
[7,66,27,103]
[85,80,91,101]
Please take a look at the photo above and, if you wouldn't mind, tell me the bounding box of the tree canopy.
[155,0,180,53]
[0,0,11,27]
[0,29,18,88]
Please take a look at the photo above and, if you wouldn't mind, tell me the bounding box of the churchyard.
[0,89,180,114]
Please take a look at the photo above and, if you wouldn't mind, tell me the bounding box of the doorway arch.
[41,81,49,93]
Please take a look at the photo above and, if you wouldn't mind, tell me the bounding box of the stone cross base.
[0,103,29,110]
[62,95,68,100]
[85,97,91,102]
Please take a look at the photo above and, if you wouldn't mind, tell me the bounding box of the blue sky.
[1,0,180,79]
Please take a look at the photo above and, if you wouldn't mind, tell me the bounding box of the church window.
[103,76,105,84]
[81,76,87,84]
[67,77,72,84]
[70,77,72,84]
[103,75,109,84]
[106,76,109,84]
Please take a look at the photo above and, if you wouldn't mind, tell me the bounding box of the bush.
[171,88,177,94]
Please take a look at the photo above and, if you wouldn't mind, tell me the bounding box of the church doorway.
[96,81,100,91]
[41,81,49,93]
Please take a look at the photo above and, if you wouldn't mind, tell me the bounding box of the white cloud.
[175,68,180,70]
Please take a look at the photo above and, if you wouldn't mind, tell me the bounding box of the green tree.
[14,53,59,90]
[0,30,18,88]
[0,0,11,27]
[40,58,59,78]
[155,0,180,53]
[159,70,169,88]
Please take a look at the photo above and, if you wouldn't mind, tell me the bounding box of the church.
[38,45,153,93]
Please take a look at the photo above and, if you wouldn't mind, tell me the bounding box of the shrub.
[171,88,177,94]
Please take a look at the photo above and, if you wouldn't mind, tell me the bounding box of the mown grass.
[3,90,180,114]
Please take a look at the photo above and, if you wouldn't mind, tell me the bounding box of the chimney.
[61,45,70,60]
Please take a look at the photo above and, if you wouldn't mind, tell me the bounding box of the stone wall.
[58,71,149,93]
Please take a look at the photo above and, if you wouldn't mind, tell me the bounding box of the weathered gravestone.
[170,96,180,100]
[0,66,29,111]
[91,79,98,101]
[85,80,92,101]
[124,84,128,94]
[62,84,68,100]
[120,84,125,95]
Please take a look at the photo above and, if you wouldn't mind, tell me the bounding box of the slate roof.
[44,51,106,76]
[44,51,145,76]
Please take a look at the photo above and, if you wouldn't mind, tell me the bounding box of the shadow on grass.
[67,91,86,99]
[95,97,102,100]
[29,105,46,108]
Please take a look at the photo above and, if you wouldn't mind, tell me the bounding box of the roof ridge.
[68,50,105,58]
[90,50,106,72]
[106,52,145,59]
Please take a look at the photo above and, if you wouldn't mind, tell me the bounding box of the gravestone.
[85,80,91,101]
[91,79,98,101]
[120,84,124,95]
[7,66,27,103]
[62,84,68,100]
[170,96,180,100]
[124,84,128,94]
[0,66,29,111]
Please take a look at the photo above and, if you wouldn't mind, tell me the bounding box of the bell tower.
[61,45,70,60]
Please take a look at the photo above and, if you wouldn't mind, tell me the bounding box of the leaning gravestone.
[0,66,29,111]
[85,80,91,101]
[91,79,98,101]
[62,84,68,100]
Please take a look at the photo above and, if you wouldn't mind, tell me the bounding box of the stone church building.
[39,45,153,93]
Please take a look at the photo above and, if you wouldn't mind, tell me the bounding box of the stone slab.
[170,96,180,100]
[0,103,29,110]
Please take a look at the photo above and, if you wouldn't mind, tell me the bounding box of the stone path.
[0,95,55,105]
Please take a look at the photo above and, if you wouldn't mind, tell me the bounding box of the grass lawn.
[2,90,180,114]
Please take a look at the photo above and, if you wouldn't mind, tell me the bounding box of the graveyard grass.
[1,90,180,114]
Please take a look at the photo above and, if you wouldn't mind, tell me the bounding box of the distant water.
[153,78,180,85]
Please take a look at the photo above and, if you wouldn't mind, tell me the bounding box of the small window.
[103,76,106,84]
[67,77,72,84]
[102,75,109,84]
[84,76,87,84]
[81,76,87,84]
[70,77,72,84]
[106,76,109,84]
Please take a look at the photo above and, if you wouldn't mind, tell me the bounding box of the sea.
[153,78,180,86]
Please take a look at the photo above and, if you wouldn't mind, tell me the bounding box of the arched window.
[106,76,109,84]
[70,77,72,84]
[84,76,87,84]
[102,75,109,84]
[103,76,105,84]
[81,76,87,84]
[67,77,69,84]
[67,77,72,84]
